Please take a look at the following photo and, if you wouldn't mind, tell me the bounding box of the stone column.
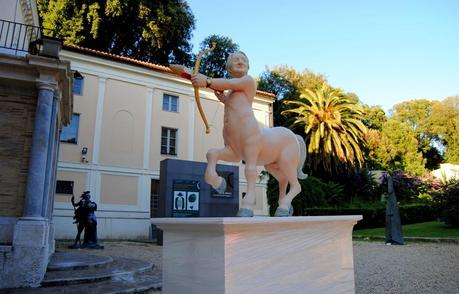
[22,81,55,218]
[11,80,56,288]
[42,90,60,219]
[47,91,61,256]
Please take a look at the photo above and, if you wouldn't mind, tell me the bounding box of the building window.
[161,127,177,155]
[73,71,84,95]
[56,180,74,194]
[162,94,179,112]
[60,113,80,144]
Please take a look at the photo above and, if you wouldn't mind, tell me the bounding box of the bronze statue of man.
[69,191,103,249]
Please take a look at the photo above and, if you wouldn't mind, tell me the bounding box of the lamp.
[81,147,88,163]
[74,71,84,80]
[38,35,62,59]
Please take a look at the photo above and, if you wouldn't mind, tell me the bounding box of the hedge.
[303,204,438,230]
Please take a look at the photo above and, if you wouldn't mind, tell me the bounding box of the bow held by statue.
[169,42,216,134]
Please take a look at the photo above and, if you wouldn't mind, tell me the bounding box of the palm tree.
[282,83,368,173]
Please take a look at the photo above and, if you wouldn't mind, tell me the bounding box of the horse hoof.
[274,207,290,217]
[236,208,254,217]
[213,177,226,194]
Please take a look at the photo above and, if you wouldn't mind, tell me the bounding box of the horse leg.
[205,146,240,192]
[237,147,260,216]
[265,163,288,201]
[275,160,302,217]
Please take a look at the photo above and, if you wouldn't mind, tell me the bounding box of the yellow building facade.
[55,45,275,239]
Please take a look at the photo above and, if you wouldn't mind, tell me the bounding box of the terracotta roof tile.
[63,44,276,100]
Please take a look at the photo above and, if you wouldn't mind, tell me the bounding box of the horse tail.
[296,134,308,180]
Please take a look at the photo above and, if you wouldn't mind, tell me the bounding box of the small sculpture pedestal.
[153,216,362,294]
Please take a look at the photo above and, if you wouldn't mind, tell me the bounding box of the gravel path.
[58,240,459,293]
[354,241,459,294]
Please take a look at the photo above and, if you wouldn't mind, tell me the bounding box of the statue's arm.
[191,74,255,92]
[209,76,255,92]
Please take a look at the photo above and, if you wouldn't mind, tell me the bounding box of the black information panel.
[172,179,200,217]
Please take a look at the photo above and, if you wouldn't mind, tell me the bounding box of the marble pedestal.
[153,216,362,294]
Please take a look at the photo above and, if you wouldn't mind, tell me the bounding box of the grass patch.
[353,221,459,238]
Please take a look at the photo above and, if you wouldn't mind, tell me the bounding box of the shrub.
[266,175,345,216]
[389,171,431,203]
[303,203,438,230]
[336,169,384,204]
[437,181,459,227]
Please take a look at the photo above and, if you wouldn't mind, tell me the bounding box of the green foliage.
[388,97,459,168]
[360,105,388,170]
[375,119,426,175]
[282,83,368,173]
[391,99,435,146]
[257,66,326,128]
[432,180,459,227]
[388,171,432,203]
[430,97,459,164]
[363,129,386,170]
[442,183,459,227]
[37,0,195,65]
[266,175,344,216]
[335,169,384,204]
[362,104,387,131]
[197,35,239,78]
[354,221,459,238]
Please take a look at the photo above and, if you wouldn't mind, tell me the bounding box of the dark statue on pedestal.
[385,176,404,245]
[69,191,104,249]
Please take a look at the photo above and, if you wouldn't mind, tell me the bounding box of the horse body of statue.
[190,51,307,217]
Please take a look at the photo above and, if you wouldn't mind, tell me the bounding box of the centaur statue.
[171,49,307,217]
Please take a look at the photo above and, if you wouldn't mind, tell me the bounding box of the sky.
[186,0,459,112]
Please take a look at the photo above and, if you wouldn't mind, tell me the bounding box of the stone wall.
[0,85,36,217]
[0,53,72,288]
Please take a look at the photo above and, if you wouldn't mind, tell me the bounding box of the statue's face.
[228,53,248,77]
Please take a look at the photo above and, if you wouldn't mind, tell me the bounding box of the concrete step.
[47,252,113,271]
[42,256,153,287]
[3,270,162,294]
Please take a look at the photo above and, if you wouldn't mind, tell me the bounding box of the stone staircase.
[4,252,162,293]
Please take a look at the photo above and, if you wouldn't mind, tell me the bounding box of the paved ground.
[58,240,459,293]
[353,241,459,294]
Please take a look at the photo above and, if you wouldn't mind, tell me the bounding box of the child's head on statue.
[226,51,250,77]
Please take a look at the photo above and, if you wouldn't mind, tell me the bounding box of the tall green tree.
[362,104,387,131]
[257,66,327,127]
[430,97,459,163]
[197,35,239,78]
[391,99,447,169]
[37,0,195,65]
[391,99,437,151]
[282,83,368,173]
[361,105,388,169]
[375,119,426,176]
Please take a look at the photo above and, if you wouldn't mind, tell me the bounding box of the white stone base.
[1,218,51,289]
[153,216,362,294]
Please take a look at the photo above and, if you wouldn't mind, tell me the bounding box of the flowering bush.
[382,171,437,204]
[431,180,459,227]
